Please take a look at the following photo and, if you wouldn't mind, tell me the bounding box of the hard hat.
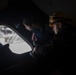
[49,11,72,27]
[49,11,67,23]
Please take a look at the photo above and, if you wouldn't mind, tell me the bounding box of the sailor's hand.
[32,47,36,53]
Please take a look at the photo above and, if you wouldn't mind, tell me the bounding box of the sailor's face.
[52,22,61,34]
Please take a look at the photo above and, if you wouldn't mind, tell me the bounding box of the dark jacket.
[31,26,54,56]
[50,22,76,71]
[32,27,53,46]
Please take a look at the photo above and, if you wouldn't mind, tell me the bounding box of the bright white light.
[0,25,32,54]
[9,42,32,54]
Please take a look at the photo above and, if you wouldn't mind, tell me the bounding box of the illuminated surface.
[9,42,31,54]
[0,25,32,54]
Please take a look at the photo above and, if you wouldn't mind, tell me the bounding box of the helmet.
[49,11,67,23]
[49,11,72,27]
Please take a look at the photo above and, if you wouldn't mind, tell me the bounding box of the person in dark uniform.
[49,11,76,75]
[23,16,54,59]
